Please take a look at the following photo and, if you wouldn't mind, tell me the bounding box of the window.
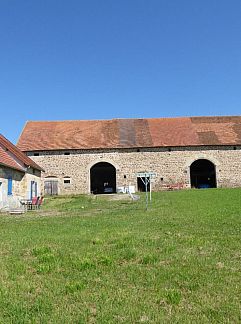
[34,153,40,156]
[7,177,12,195]
[64,152,70,155]
[64,177,71,185]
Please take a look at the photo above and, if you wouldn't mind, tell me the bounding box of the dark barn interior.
[137,177,150,192]
[90,162,116,194]
[190,159,216,189]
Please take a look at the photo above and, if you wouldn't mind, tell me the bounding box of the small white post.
[150,178,152,202]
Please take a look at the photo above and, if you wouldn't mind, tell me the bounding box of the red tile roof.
[0,145,24,171]
[17,116,241,151]
[0,134,43,171]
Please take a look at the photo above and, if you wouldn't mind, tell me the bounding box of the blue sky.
[1,1,241,143]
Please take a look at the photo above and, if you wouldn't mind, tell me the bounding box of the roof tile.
[0,146,25,171]
[17,116,241,151]
[0,134,43,171]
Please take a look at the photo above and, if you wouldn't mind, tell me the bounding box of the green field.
[0,189,240,323]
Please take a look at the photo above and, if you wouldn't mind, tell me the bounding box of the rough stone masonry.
[27,145,241,195]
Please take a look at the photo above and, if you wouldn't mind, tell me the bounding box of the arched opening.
[90,162,116,194]
[190,159,216,189]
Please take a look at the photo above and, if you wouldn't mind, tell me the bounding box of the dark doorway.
[137,177,150,192]
[190,159,216,189]
[90,162,116,194]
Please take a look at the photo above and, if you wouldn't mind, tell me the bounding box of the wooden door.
[44,180,58,195]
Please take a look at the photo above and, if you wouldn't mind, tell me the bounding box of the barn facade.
[17,116,241,195]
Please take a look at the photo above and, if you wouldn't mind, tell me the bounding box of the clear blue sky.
[1,1,241,143]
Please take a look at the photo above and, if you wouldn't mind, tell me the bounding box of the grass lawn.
[0,189,240,323]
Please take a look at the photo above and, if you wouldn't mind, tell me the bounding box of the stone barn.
[17,116,241,195]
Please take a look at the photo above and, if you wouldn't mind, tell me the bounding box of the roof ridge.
[20,115,241,124]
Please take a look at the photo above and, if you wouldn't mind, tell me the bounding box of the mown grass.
[0,189,240,323]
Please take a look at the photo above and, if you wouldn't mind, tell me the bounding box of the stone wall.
[0,166,24,196]
[27,145,241,195]
[0,165,42,210]
[22,168,42,199]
